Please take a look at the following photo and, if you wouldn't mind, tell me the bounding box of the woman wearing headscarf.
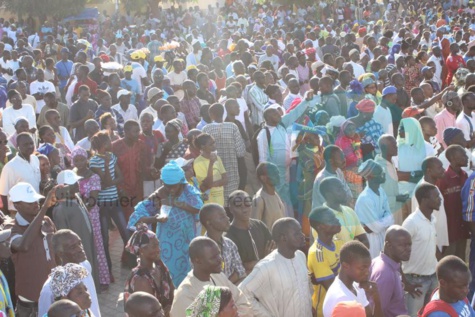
[124,223,174,316]
[348,99,384,160]
[128,161,203,286]
[49,263,93,316]
[346,80,365,118]
[397,117,426,199]
[326,115,346,144]
[72,146,110,291]
[186,285,238,317]
[156,119,187,169]
[361,76,381,105]
[387,43,401,65]
[335,120,364,205]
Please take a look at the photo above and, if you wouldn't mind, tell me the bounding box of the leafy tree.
[258,0,314,6]
[0,0,86,19]
[121,0,198,15]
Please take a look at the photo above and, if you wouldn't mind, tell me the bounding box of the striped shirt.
[179,97,201,128]
[462,171,475,222]
[202,122,246,205]
[248,85,268,126]
[89,154,119,204]
[308,239,342,315]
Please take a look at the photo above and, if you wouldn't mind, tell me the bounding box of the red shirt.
[74,76,98,96]
[112,138,147,200]
[139,130,165,172]
[445,54,466,85]
[437,166,470,242]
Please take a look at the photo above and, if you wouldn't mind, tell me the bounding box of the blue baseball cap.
[421,66,435,74]
[382,86,397,97]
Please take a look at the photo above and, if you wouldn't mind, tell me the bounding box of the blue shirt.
[120,78,140,106]
[55,60,73,89]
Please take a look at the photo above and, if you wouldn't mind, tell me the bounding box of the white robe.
[239,250,313,317]
[355,186,394,258]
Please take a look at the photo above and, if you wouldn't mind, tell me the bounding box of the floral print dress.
[78,173,111,285]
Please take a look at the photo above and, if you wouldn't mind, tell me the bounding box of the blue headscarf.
[161,161,187,185]
[388,43,401,64]
[37,143,56,156]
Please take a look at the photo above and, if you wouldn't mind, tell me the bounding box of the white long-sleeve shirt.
[239,250,313,317]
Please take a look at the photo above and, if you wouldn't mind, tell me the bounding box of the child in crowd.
[308,206,343,317]
[252,162,286,231]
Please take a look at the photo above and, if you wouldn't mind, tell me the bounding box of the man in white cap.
[140,86,164,121]
[0,132,41,214]
[3,182,57,315]
[112,89,138,125]
[52,170,97,285]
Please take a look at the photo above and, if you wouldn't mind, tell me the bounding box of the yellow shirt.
[312,204,366,243]
[307,239,343,316]
[193,155,226,206]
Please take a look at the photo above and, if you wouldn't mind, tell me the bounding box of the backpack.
[418,288,470,317]
[251,123,271,167]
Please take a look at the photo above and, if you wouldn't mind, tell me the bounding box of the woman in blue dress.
[127,160,203,286]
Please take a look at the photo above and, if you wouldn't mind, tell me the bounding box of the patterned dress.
[78,173,111,285]
[128,184,203,286]
[356,119,384,161]
[163,141,188,164]
[124,259,174,311]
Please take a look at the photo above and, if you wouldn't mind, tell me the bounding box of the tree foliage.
[258,0,314,6]
[1,0,86,18]
[121,0,198,13]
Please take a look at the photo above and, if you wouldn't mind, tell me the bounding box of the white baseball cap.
[117,89,132,99]
[9,182,44,203]
[57,170,83,185]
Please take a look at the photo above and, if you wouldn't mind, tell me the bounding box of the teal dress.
[128,184,203,286]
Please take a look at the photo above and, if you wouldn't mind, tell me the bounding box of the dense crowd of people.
[1,0,475,316]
